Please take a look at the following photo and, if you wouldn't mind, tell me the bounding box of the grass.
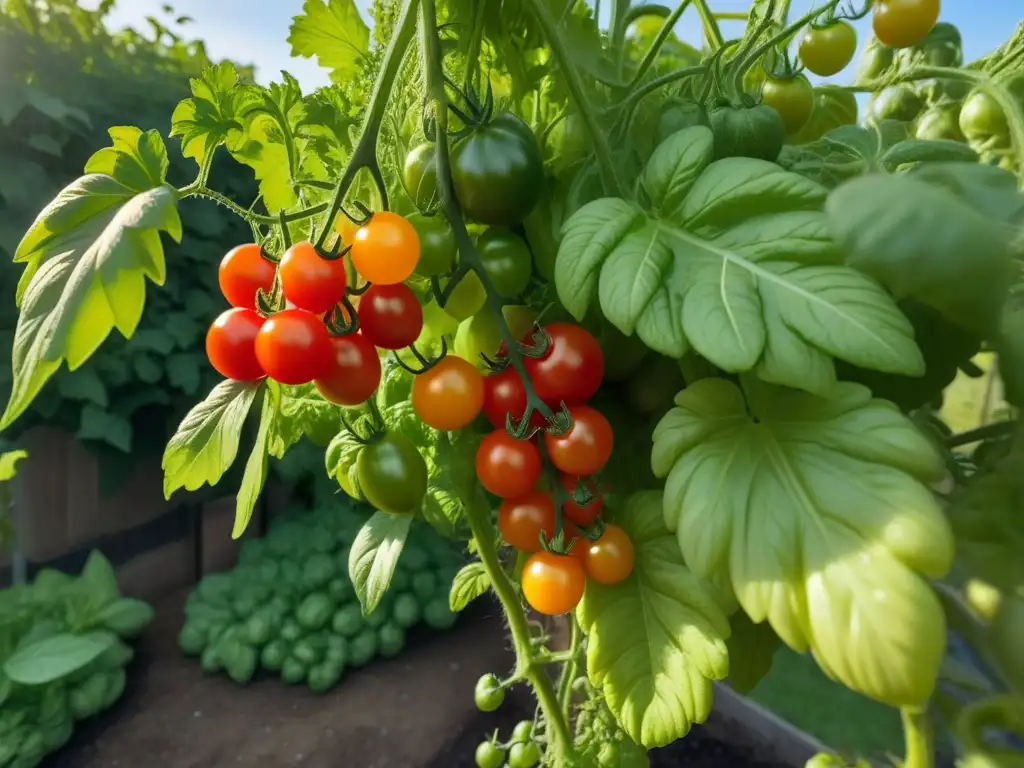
[746,647,905,759]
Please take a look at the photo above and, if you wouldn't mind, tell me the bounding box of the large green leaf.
[0,127,182,431]
[348,511,412,616]
[3,631,117,686]
[288,0,370,81]
[162,379,261,498]
[652,376,953,707]
[575,491,730,749]
[555,126,922,396]
[233,382,279,539]
[169,61,252,168]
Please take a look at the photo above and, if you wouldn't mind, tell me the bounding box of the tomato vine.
[2,1,1024,767]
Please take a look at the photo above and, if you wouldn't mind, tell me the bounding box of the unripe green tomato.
[869,85,923,123]
[409,213,456,277]
[914,104,965,142]
[475,740,505,768]
[959,90,1009,144]
[473,672,505,712]
[439,270,486,321]
[510,720,534,743]
[508,740,542,768]
[476,228,534,298]
[403,143,438,212]
[708,104,786,161]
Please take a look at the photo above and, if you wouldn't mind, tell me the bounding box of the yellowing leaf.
[556,126,923,396]
[1,127,181,431]
[288,0,370,80]
[575,491,730,749]
[652,376,952,707]
[0,450,28,483]
[162,380,260,499]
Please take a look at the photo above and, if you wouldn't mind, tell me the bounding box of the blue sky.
[82,0,1017,91]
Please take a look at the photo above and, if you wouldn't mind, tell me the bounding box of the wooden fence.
[0,426,292,600]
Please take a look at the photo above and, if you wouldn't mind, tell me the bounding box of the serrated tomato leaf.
[162,379,260,499]
[169,61,252,168]
[1,127,181,431]
[575,491,730,749]
[288,0,370,80]
[652,377,953,707]
[233,382,279,539]
[449,561,489,612]
[556,126,922,396]
[349,511,412,616]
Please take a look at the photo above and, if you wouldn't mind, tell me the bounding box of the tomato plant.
[7,1,1024,767]
[350,211,420,285]
[357,283,424,350]
[253,308,331,385]
[279,240,347,314]
[411,355,484,430]
[314,334,382,406]
[218,243,276,309]
[206,308,266,381]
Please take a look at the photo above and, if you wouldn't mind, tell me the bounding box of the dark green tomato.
[656,98,710,146]
[919,77,971,107]
[403,143,439,212]
[902,21,962,67]
[786,86,859,145]
[451,112,545,226]
[914,104,965,142]
[476,228,533,298]
[475,741,506,768]
[409,213,456,277]
[473,673,505,712]
[508,741,542,768]
[708,105,786,161]
[869,85,923,123]
[855,35,895,82]
[356,433,428,515]
[959,90,1009,144]
[835,300,981,411]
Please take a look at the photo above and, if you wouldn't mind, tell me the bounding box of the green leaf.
[724,612,781,694]
[233,382,279,539]
[325,423,366,500]
[348,510,413,616]
[998,297,1024,409]
[288,0,370,80]
[556,132,923,395]
[0,127,181,432]
[826,171,1017,334]
[449,561,490,612]
[273,383,344,452]
[56,367,108,407]
[77,405,132,452]
[0,450,28,483]
[169,62,250,168]
[162,379,260,498]
[166,353,201,395]
[880,138,978,170]
[3,631,117,685]
[420,430,478,539]
[96,597,155,638]
[128,328,175,355]
[0,673,10,708]
[652,377,952,707]
[79,550,120,608]
[575,491,730,749]
[643,125,714,219]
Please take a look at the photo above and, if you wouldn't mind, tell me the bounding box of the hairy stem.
[523,0,625,196]
[901,707,935,768]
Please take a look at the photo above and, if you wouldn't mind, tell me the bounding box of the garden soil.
[47,588,791,768]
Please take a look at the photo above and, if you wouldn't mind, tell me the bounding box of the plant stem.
[947,420,1017,448]
[314,0,420,249]
[628,0,693,88]
[462,491,578,764]
[901,707,935,768]
[557,616,582,718]
[691,0,724,49]
[523,0,624,197]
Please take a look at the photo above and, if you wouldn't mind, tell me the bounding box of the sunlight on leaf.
[288,0,370,81]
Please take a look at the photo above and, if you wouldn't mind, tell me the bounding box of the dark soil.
[46,588,795,768]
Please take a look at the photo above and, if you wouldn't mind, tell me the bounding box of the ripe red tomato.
[475,431,542,498]
[482,368,547,430]
[206,308,266,381]
[350,211,420,285]
[545,406,613,476]
[583,524,635,586]
[218,243,275,309]
[254,308,332,385]
[278,240,347,315]
[314,333,382,405]
[521,552,586,615]
[357,284,424,350]
[498,490,556,552]
[524,323,604,406]
[559,473,603,527]
[412,355,485,430]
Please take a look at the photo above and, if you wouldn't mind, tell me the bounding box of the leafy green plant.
[178,498,462,690]
[2,0,1023,767]
[0,550,154,768]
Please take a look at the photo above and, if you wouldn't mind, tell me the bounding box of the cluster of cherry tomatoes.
[206,212,428,405]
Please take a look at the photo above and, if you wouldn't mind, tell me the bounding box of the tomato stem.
[557,617,583,719]
[900,706,935,768]
[627,0,694,89]
[691,0,725,50]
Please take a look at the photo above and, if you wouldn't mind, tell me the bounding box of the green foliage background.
[0,0,258,489]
